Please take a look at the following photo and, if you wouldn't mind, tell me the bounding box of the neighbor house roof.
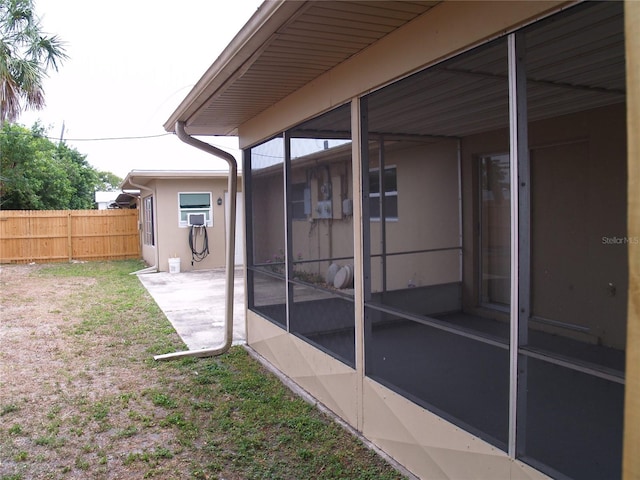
[121,170,242,190]
[164,0,440,137]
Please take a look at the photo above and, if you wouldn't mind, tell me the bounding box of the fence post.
[67,211,72,262]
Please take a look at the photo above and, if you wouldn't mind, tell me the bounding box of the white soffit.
[167,1,624,141]
[165,1,439,136]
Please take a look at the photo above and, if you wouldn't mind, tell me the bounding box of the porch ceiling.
[164,1,439,136]
[297,2,625,141]
[166,1,624,142]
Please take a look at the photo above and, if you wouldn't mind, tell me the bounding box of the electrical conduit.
[154,121,237,361]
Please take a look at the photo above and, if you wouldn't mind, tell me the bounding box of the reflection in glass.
[479,154,510,307]
[248,136,286,328]
[288,103,355,365]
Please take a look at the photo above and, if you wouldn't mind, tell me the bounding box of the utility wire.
[0,130,240,151]
[57,133,173,142]
[0,130,172,141]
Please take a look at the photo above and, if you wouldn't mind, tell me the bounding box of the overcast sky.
[19,0,263,180]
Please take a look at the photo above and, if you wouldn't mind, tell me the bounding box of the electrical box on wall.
[311,178,333,219]
[343,198,353,216]
[309,168,350,220]
[316,200,332,218]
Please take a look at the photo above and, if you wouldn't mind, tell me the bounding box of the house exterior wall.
[368,140,461,292]
[149,177,241,272]
[239,2,634,479]
[461,103,628,350]
[251,172,285,267]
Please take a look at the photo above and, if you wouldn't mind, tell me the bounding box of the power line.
[0,129,172,141]
[0,130,241,152]
[57,133,173,142]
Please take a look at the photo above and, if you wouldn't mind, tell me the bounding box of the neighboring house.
[95,191,118,210]
[94,191,137,210]
[164,2,639,480]
[120,170,243,272]
[95,191,137,210]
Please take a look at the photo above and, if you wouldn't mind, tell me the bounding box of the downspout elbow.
[154,121,237,361]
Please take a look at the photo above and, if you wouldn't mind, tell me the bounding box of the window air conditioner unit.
[187,213,205,226]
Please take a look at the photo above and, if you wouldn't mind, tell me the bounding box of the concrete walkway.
[137,268,245,352]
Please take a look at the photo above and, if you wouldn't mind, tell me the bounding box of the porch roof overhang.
[120,169,241,190]
[163,0,440,137]
[165,1,625,144]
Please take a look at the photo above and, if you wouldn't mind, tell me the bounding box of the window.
[479,154,510,308]
[369,166,398,220]
[143,196,154,246]
[178,192,212,227]
[290,183,309,220]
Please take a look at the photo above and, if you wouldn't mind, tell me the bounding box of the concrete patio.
[137,267,245,352]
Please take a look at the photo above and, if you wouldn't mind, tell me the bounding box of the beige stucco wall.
[250,172,285,266]
[369,140,461,291]
[291,158,354,278]
[461,103,628,350]
[146,177,241,272]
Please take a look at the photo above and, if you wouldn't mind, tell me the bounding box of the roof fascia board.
[121,170,237,189]
[163,0,307,133]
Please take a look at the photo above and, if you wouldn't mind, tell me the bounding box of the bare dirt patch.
[0,263,186,479]
[0,262,405,480]
[2,265,95,396]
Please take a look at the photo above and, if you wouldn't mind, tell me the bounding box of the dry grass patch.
[0,261,405,480]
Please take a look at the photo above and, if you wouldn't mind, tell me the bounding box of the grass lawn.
[0,260,405,480]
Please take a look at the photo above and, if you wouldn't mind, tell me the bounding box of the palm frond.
[0,0,67,122]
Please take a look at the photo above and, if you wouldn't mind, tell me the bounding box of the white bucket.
[168,257,181,274]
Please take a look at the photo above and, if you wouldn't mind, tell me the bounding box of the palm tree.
[0,0,67,123]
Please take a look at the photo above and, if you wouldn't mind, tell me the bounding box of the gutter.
[153,121,237,361]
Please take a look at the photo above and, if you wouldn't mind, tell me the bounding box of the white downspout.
[154,121,237,361]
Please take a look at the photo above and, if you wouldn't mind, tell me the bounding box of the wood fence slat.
[0,210,140,264]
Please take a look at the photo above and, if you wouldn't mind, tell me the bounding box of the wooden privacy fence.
[0,210,140,264]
